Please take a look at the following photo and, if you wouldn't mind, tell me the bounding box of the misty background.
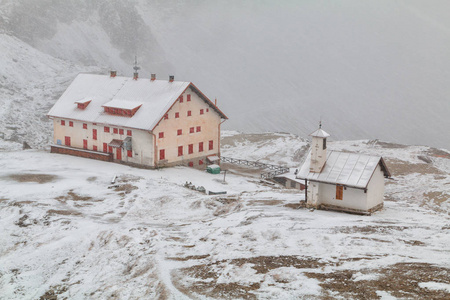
[0,0,449,149]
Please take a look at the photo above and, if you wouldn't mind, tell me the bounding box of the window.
[160,149,165,160]
[190,127,195,134]
[83,123,87,129]
[188,144,193,154]
[93,145,98,151]
[175,112,179,118]
[164,114,168,120]
[127,130,132,136]
[209,140,213,150]
[200,109,204,115]
[177,129,182,136]
[119,129,124,135]
[178,146,183,157]
[323,139,327,150]
[93,129,97,140]
[113,128,118,134]
[199,142,204,152]
[187,110,192,117]
[159,132,164,138]
[127,150,132,157]
[196,126,201,132]
[179,95,183,103]
[104,126,110,133]
[61,120,65,126]
[199,159,203,165]
[290,180,296,188]
[64,136,71,146]
[69,121,74,127]
[188,162,194,167]
[336,185,343,200]
[206,108,209,112]
[103,143,107,153]
[187,94,191,102]
[83,139,87,149]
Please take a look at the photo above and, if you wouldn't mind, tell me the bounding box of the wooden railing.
[220,156,289,179]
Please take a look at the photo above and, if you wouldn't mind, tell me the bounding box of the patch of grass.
[47,209,81,216]
[6,173,58,184]
[385,158,442,176]
[55,190,93,202]
[114,183,138,194]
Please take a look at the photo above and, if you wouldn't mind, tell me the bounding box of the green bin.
[207,164,221,174]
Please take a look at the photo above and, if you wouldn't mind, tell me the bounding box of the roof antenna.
[133,56,140,80]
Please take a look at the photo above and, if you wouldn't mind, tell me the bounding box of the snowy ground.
[0,132,449,299]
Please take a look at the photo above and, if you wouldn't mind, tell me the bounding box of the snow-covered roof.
[102,99,142,110]
[296,150,390,189]
[310,128,330,138]
[48,73,227,131]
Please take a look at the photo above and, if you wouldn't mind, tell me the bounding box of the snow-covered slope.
[0,33,98,150]
[0,132,449,299]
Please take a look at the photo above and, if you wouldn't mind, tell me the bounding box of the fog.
[1,0,450,148]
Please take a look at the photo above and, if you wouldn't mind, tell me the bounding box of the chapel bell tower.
[309,122,330,173]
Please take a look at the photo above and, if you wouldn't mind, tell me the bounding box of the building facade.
[48,73,227,168]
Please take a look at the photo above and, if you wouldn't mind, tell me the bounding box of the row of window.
[178,94,192,103]
[64,136,132,159]
[61,120,133,137]
[164,108,209,120]
[159,140,214,160]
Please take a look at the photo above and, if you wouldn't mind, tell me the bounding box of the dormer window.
[75,99,91,109]
[102,100,142,117]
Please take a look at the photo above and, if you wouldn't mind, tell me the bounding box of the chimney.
[133,72,139,80]
[151,74,156,81]
[215,98,217,106]
[110,70,117,78]
[169,75,174,82]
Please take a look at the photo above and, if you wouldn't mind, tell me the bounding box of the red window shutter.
[179,95,183,103]
[64,136,71,146]
[116,148,122,160]
[119,129,124,135]
[103,143,107,153]
[177,129,182,136]
[113,128,118,134]
[159,132,164,138]
[199,142,203,152]
[83,139,87,149]
[83,123,87,129]
[188,144,193,154]
[175,112,179,118]
[199,159,203,165]
[187,110,191,117]
[127,150,132,157]
[209,140,213,150]
[108,146,113,153]
[164,114,168,120]
[69,121,73,127]
[93,129,97,140]
[200,109,204,115]
[178,146,183,156]
[196,126,201,132]
[190,127,194,133]
[160,149,165,160]
[127,130,132,136]
[93,145,98,151]
[104,126,110,133]
[187,94,191,101]
[206,108,209,112]
[188,162,193,167]
[61,120,65,126]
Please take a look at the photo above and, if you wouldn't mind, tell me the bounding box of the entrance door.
[65,136,71,146]
[92,129,97,140]
[116,148,122,160]
[83,139,87,149]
